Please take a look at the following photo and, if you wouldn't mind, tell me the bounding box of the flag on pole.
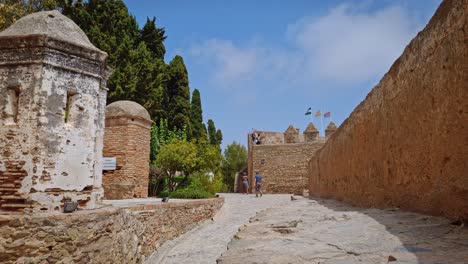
[324,112,331,118]
[314,110,321,117]
[305,107,312,115]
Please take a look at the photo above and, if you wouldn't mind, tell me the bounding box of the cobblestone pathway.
[145,193,291,264]
[219,196,468,264]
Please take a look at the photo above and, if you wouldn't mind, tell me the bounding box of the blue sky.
[123,0,441,149]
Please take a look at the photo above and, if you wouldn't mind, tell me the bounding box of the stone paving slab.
[144,193,292,264]
[219,197,468,264]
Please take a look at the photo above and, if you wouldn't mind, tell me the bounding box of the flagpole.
[321,115,324,137]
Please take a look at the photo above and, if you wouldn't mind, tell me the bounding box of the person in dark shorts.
[255,172,263,197]
[242,173,249,194]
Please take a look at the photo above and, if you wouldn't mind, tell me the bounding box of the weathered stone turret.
[284,125,300,143]
[0,11,111,213]
[304,122,319,141]
[103,101,152,199]
[325,122,337,137]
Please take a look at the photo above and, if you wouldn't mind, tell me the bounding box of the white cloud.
[187,3,421,92]
[288,4,417,84]
[189,39,260,88]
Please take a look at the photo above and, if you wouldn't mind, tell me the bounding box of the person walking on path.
[242,173,249,194]
[255,172,263,197]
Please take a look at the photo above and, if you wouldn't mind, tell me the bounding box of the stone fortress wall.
[247,123,334,194]
[308,0,468,221]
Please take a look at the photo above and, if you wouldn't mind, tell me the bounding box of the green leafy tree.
[155,139,197,191]
[195,139,223,173]
[150,119,187,162]
[222,142,247,191]
[140,16,166,59]
[166,55,191,131]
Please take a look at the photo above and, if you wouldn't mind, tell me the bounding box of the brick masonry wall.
[103,117,151,199]
[308,0,468,220]
[0,197,224,264]
[251,141,325,194]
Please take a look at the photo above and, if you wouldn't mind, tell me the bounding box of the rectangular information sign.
[102,157,116,170]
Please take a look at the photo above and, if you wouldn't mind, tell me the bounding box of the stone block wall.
[252,141,325,194]
[308,0,468,220]
[103,117,151,199]
[0,197,224,263]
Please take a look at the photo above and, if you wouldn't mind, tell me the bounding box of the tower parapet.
[284,125,300,143]
[325,122,337,137]
[304,122,319,142]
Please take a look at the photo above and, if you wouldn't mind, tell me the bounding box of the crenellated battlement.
[244,122,335,195]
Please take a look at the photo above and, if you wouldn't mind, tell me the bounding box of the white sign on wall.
[102,157,116,170]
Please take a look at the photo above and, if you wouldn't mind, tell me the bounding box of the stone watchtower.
[0,11,110,212]
[102,101,152,199]
[325,122,337,137]
[284,125,300,143]
[303,122,319,141]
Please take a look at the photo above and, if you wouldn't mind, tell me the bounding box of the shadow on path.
[315,198,468,264]
[219,196,468,264]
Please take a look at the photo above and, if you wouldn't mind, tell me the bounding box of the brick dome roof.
[106,100,151,121]
[0,10,100,52]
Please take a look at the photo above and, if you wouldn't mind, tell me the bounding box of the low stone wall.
[308,0,468,221]
[252,141,325,194]
[0,197,224,263]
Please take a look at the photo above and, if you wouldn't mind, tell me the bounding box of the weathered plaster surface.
[0,12,110,213]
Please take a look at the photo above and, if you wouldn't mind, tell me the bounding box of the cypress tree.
[190,89,205,140]
[207,119,223,147]
[140,17,167,60]
[207,119,217,145]
[167,55,191,131]
[61,0,168,122]
[61,0,141,103]
[216,129,223,146]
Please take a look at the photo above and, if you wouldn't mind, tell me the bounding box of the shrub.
[169,187,214,199]
[190,172,228,195]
